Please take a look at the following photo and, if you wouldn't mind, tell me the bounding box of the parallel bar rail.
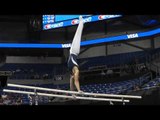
[3,89,130,103]
[7,83,142,99]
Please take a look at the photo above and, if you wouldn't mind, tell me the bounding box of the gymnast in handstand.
[67,16,84,93]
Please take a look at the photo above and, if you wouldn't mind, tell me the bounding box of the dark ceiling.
[0,15,160,27]
[121,15,160,28]
[0,15,29,23]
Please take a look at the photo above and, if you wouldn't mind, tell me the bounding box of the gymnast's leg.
[70,75,75,91]
[70,16,84,56]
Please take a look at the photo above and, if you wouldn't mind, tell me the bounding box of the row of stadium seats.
[0,63,66,80]
[79,51,148,70]
[79,47,160,70]
[142,78,160,89]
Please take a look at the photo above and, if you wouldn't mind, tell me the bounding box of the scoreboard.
[42,15,122,30]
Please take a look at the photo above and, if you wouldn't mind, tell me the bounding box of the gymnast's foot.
[79,16,83,23]
[79,15,82,19]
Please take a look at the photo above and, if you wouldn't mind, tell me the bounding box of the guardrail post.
[34,89,38,105]
[109,101,114,105]
[122,97,125,105]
